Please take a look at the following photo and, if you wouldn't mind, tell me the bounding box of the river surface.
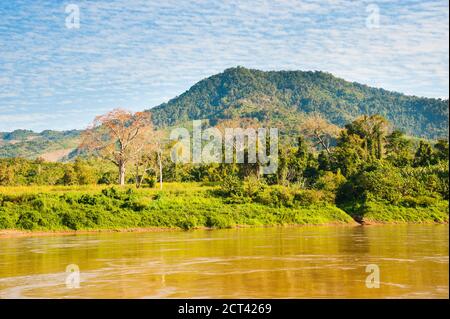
[0,225,448,298]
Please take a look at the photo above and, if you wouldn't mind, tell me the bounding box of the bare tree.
[80,109,153,186]
[301,113,341,154]
[133,149,153,188]
[132,129,167,189]
[150,130,166,190]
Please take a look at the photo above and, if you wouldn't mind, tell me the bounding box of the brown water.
[0,225,448,299]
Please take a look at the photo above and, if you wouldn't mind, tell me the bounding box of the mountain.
[0,129,81,161]
[1,67,448,161]
[150,67,448,139]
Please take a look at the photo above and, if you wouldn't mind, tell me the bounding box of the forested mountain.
[1,67,448,160]
[150,67,448,139]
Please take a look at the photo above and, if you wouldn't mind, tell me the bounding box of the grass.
[0,183,447,232]
[340,199,449,224]
[360,201,449,224]
[0,183,354,231]
[0,182,212,196]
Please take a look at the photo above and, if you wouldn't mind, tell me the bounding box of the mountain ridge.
[1,67,448,160]
[150,67,448,139]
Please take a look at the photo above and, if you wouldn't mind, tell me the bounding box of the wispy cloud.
[0,0,448,131]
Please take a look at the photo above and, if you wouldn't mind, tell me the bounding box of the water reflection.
[0,225,448,298]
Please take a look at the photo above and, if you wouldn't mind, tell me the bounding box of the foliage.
[0,183,354,231]
[80,109,154,185]
[0,129,80,159]
[1,111,448,227]
[150,67,448,139]
[219,175,244,197]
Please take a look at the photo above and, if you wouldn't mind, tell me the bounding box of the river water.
[0,225,448,298]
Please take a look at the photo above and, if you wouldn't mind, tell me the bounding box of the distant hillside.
[150,67,448,139]
[0,129,81,160]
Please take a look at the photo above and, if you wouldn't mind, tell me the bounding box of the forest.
[151,67,449,139]
[0,110,448,231]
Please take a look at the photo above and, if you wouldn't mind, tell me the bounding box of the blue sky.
[0,0,448,132]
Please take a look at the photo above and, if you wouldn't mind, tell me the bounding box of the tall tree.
[332,130,365,177]
[385,130,413,167]
[153,131,166,190]
[434,139,449,162]
[346,114,390,160]
[413,141,435,167]
[80,109,153,186]
[301,113,341,154]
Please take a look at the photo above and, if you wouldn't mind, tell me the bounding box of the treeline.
[0,158,115,186]
[1,115,448,210]
[151,67,449,139]
[212,115,449,219]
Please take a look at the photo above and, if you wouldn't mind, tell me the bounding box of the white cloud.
[0,0,448,131]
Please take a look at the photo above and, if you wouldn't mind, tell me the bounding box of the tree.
[301,113,341,154]
[0,161,15,186]
[413,141,435,167]
[59,164,77,186]
[434,139,449,162]
[346,114,390,160]
[80,109,153,186]
[385,130,413,167]
[133,151,153,188]
[332,130,365,177]
[73,159,96,185]
[152,131,166,190]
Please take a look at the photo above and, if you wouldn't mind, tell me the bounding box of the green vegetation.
[151,67,448,139]
[0,129,80,159]
[0,113,448,229]
[0,157,115,186]
[1,67,448,161]
[352,201,448,224]
[0,183,354,231]
[0,68,448,230]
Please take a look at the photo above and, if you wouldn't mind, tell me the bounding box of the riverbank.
[0,183,448,233]
[0,223,364,239]
[340,200,449,224]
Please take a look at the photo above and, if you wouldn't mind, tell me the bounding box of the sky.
[0,0,448,132]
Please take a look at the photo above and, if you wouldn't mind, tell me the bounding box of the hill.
[150,67,448,139]
[1,67,448,160]
[0,129,81,160]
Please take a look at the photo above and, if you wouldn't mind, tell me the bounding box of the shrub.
[243,175,267,198]
[143,176,156,188]
[294,190,324,206]
[315,171,346,192]
[176,215,199,230]
[17,211,44,230]
[153,192,164,200]
[205,214,234,228]
[220,175,244,197]
[101,187,120,199]
[121,198,148,211]
[271,186,295,207]
[61,211,92,230]
[401,195,440,208]
[0,208,15,229]
[255,186,294,207]
[98,172,114,185]
[78,194,98,205]
[30,197,47,210]
[85,209,104,225]
[337,162,404,204]
[254,187,273,206]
